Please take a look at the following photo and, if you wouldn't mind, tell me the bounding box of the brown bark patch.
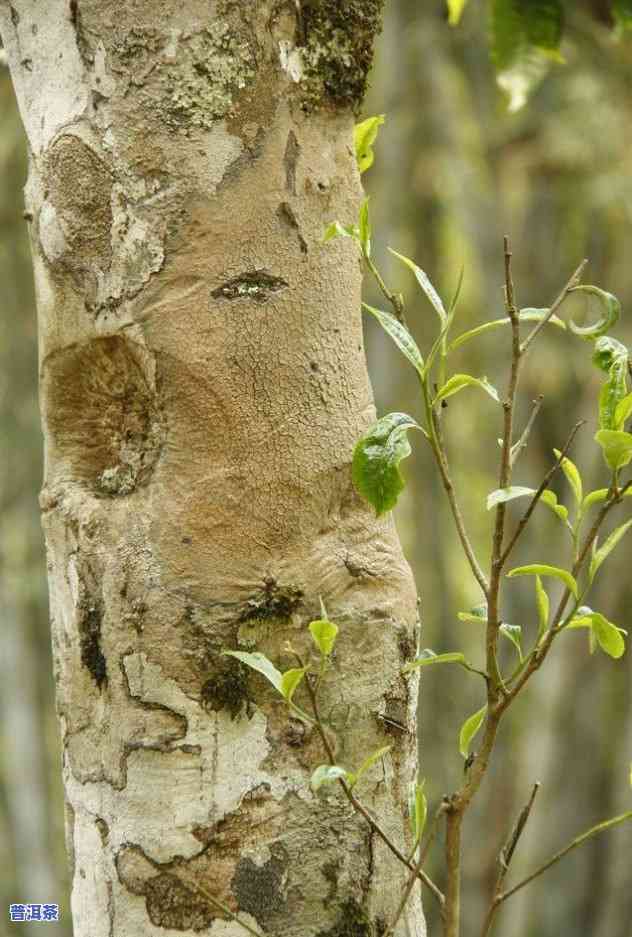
[230,846,288,927]
[43,336,164,497]
[200,658,251,720]
[211,270,289,303]
[145,873,216,931]
[239,576,303,624]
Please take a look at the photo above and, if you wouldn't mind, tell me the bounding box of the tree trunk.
[0,3,423,935]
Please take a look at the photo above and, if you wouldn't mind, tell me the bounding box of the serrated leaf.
[359,197,371,258]
[323,220,358,243]
[535,575,549,642]
[553,449,582,505]
[409,778,428,848]
[363,303,424,375]
[354,115,385,174]
[595,429,632,472]
[507,564,578,598]
[403,649,467,672]
[449,309,565,352]
[540,489,569,523]
[589,519,632,583]
[447,0,469,24]
[352,413,422,516]
[353,746,391,786]
[388,248,447,325]
[280,667,307,702]
[223,651,283,694]
[500,623,523,658]
[491,0,565,112]
[486,486,535,511]
[309,619,338,656]
[433,373,499,406]
[311,764,349,791]
[569,285,621,340]
[457,604,488,624]
[459,704,487,758]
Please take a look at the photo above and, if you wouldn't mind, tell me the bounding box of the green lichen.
[300,0,385,111]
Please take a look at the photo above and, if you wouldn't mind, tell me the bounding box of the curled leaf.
[569,285,621,340]
[309,619,339,656]
[592,336,628,374]
[352,413,423,516]
[354,115,385,174]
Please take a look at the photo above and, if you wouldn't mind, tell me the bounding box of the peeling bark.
[1,2,423,935]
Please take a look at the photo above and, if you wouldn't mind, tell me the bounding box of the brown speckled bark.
[0,2,424,935]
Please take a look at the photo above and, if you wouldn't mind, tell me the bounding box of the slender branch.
[510,395,544,467]
[499,422,585,568]
[178,876,264,937]
[365,253,407,324]
[496,810,632,907]
[521,259,588,354]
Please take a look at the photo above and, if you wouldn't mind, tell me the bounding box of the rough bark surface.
[1,3,423,935]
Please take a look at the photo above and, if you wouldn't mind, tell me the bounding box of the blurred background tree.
[1,2,632,935]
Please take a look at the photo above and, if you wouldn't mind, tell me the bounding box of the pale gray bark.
[0,3,423,935]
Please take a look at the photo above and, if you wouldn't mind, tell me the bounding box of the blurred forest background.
[2,3,632,936]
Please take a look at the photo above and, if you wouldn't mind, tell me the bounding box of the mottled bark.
[0,3,423,936]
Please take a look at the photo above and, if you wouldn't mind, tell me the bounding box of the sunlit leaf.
[535,575,549,642]
[568,610,626,659]
[359,197,371,258]
[581,487,632,512]
[595,429,632,472]
[500,623,523,658]
[592,335,628,373]
[354,115,385,174]
[323,220,358,243]
[589,519,632,583]
[459,704,487,758]
[223,651,283,693]
[540,489,569,523]
[449,309,565,352]
[598,349,629,432]
[569,285,621,339]
[388,248,447,325]
[458,604,488,624]
[403,649,468,672]
[486,486,534,511]
[309,619,339,656]
[280,667,307,702]
[311,764,349,791]
[409,778,428,848]
[553,449,582,505]
[447,0,469,24]
[363,303,424,375]
[507,564,578,598]
[352,413,423,516]
[433,373,499,406]
[614,393,632,430]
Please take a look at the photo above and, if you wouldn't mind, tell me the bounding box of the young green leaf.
[354,115,385,174]
[589,519,632,583]
[486,486,535,511]
[353,746,392,785]
[540,489,569,523]
[592,335,629,373]
[568,610,626,660]
[323,220,358,243]
[280,667,307,702]
[614,393,632,430]
[309,619,339,657]
[507,564,578,598]
[403,649,468,673]
[457,604,488,624]
[449,309,565,352]
[358,197,371,258]
[447,0,469,24]
[362,303,424,375]
[569,285,621,339]
[223,651,283,694]
[581,487,632,513]
[459,704,487,759]
[553,449,582,505]
[352,412,422,516]
[595,429,632,472]
[433,373,499,406]
[311,764,349,791]
[409,778,428,848]
[500,623,523,659]
[598,351,628,431]
[535,575,549,642]
[388,248,447,326]
[490,0,564,112]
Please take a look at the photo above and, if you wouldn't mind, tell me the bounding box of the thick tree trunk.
[1,3,423,935]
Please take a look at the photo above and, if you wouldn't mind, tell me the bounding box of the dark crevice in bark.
[211,270,289,303]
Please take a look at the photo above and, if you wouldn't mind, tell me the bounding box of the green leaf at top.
[486,486,535,511]
[354,115,385,174]
[433,373,499,406]
[507,564,578,598]
[447,0,469,24]
[553,449,582,505]
[311,764,349,791]
[459,704,487,758]
[403,649,468,673]
[280,668,307,702]
[352,412,423,516]
[491,0,564,113]
[592,336,628,374]
[569,285,621,340]
[222,651,283,694]
[309,619,338,657]
[589,519,632,583]
[388,248,447,325]
[449,308,565,352]
[595,429,632,472]
[363,304,424,376]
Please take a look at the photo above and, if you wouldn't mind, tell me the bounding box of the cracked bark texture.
[0,2,424,935]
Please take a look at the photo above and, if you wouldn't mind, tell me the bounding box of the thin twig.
[499,422,585,568]
[177,875,264,937]
[521,259,588,354]
[510,395,544,467]
[365,254,407,324]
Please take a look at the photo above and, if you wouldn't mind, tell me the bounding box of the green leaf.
[354,115,385,174]
[581,487,632,512]
[540,489,569,523]
[507,564,578,598]
[309,619,338,656]
[553,449,582,505]
[409,778,428,848]
[433,373,499,406]
[359,197,371,258]
[491,0,564,112]
[598,348,629,432]
[311,764,349,791]
[459,704,487,758]
[486,486,534,511]
[613,0,632,32]
[223,651,283,694]
[403,649,468,673]
[595,429,632,472]
[363,303,424,375]
[592,336,628,374]
[569,285,621,340]
[449,309,565,352]
[447,0,469,24]
[388,248,447,326]
[568,610,626,659]
[589,519,632,583]
[323,220,358,243]
[352,413,422,516]
[280,667,307,702]
[353,746,392,786]
[535,575,549,642]
[500,623,523,658]
[614,393,632,430]
[457,604,488,624]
